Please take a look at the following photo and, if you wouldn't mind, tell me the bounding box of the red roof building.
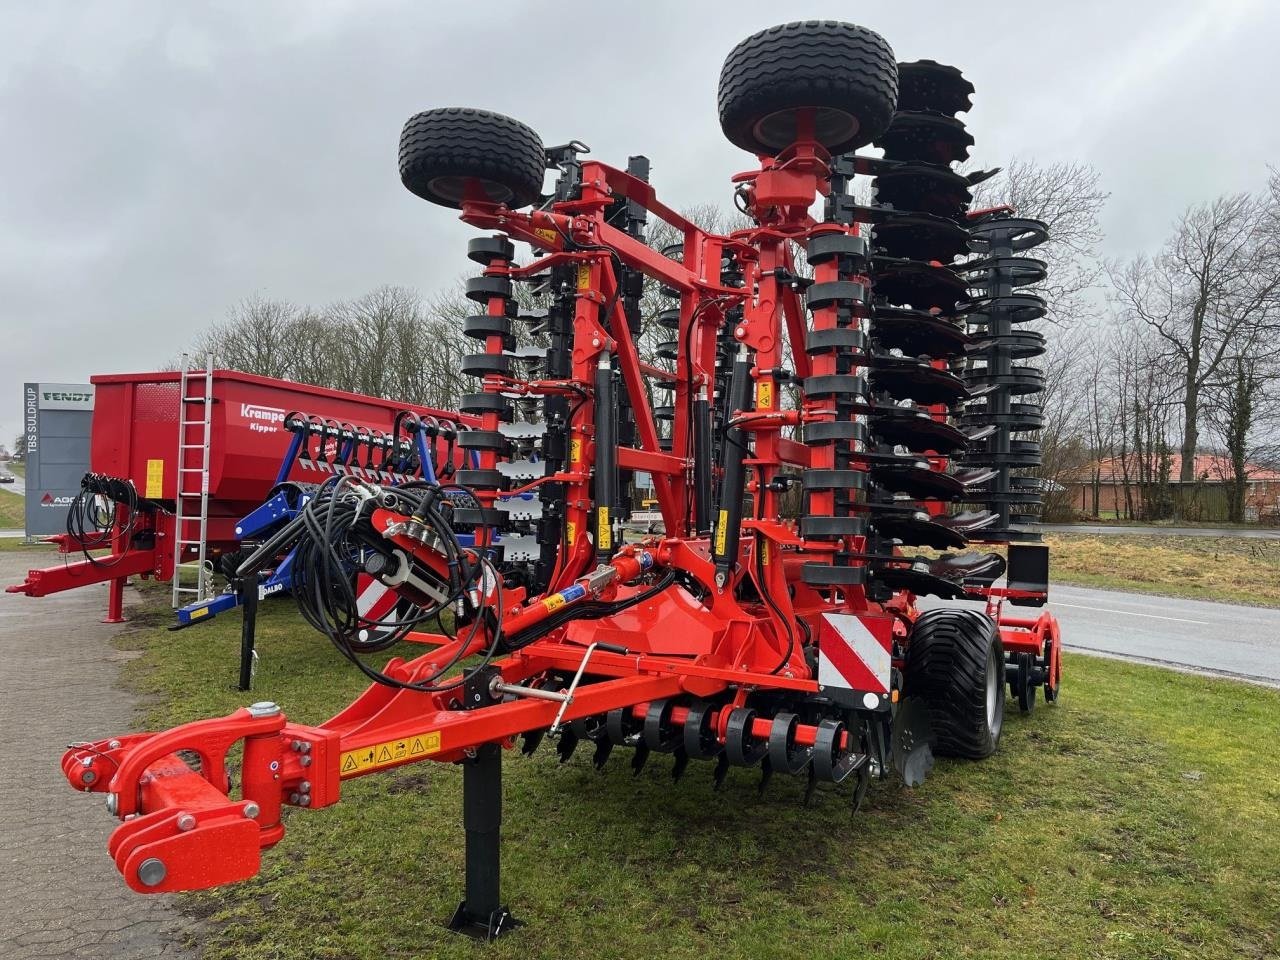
[1067,454,1280,519]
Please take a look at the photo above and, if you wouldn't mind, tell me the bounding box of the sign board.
[22,382,95,537]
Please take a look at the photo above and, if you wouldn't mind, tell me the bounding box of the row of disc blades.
[850,59,1048,596]
[954,215,1049,540]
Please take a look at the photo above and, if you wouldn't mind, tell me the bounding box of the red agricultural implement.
[7,366,469,622]
[60,21,1062,940]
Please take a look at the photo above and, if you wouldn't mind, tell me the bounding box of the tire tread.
[718,21,898,155]
[904,608,1003,758]
[398,107,544,209]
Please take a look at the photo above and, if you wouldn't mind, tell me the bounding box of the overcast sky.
[3,0,1278,447]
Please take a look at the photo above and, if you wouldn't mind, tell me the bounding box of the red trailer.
[7,367,471,621]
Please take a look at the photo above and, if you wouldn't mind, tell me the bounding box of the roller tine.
[803,765,818,807]
[757,756,774,797]
[712,754,729,791]
[852,766,871,814]
[671,747,689,782]
[592,738,613,771]
[631,742,650,776]
[520,730,544,757]
[556,728,580,764]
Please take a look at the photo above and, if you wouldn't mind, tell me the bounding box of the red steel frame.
[60,128,1059,897]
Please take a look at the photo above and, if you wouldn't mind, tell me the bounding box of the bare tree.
[193,295,306,380]
[1081,325,1121,516]
[1126,319,1181,519]
[1204,352,1280,521]
[1033,323,1092,519]
[969,158,1108,326]
[191,286,476,411]
[1111,192,1280,489]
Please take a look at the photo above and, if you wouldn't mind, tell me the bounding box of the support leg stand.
[447,742,521,940]
[237,573,258,692]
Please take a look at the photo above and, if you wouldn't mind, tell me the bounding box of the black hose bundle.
[258,476,500,693]
[65,473,151,567]
[237,475,679,693]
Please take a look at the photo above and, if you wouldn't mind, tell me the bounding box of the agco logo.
[240,403,287,434]
[40,493,75,507]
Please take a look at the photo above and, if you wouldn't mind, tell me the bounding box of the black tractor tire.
[718,20,898,156]
[904,609,1005,759]
[399,107,545,209]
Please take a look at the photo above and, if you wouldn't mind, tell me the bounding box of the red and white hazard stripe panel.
[817,613,892,700]
[355,574,402,641]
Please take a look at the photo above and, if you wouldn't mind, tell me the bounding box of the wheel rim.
[752,107,859,152]
[985,648,1002,736]
[427,174,514,205]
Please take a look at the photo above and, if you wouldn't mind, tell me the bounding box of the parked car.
[0,475,15,484]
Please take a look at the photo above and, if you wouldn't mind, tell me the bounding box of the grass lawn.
[0,488,25,527]
[3,460,24,478]
[107,591,1280,960]
[1043,533,1280,607]
[0,537,49,552]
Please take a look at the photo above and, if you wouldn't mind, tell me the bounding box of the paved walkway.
[0,551,200,959]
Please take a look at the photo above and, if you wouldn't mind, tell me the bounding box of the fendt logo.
[34,383,95,411]
[240,403,287,434]
[41,391,92,403]
[40,492,75,507]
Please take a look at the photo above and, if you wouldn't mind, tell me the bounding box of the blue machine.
[175,410,469,627]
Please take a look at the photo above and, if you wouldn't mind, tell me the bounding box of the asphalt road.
[0,463,26,495]
[934,584,1280,686]
[1042,523,1280,540]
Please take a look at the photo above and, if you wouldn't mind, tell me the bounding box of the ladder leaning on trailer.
[171,353,214,608]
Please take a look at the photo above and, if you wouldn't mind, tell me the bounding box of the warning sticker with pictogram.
[817,613,892,697]
[339,731,442,776]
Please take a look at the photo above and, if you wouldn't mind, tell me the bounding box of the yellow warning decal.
[565,520,578,544]
[145,459,164,499]
[570,438,583,464]
[340,731,442,777]
[597,508,612,550]
[543,593,567,613]
[189,606,210,620]
[756,380,774,411]
[760,539,771,566]
[576,264,591,290]
[533,227,559,247]
[714,509,729,556]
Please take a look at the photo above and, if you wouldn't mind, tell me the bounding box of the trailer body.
[8,369,471,619]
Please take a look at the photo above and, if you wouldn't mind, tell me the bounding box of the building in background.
[1067,453,1280,522]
